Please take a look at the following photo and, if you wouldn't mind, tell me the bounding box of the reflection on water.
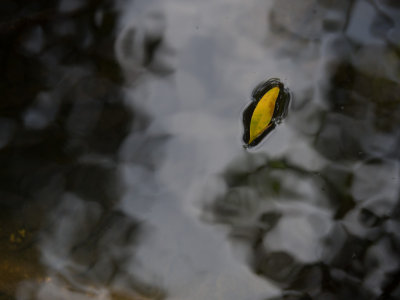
[0,0,399,299]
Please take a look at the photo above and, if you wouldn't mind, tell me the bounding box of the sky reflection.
[0,0,399,299]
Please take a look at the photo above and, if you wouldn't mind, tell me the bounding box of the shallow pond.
[1,0,400,299]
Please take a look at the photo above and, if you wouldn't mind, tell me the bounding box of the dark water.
[1,0,400,299]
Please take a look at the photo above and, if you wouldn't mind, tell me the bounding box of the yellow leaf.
[18,229,26,238]
[249,87,279,144]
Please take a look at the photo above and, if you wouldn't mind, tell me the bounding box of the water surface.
[1,0,400,299]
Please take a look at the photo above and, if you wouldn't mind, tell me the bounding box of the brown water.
[1,0,400,299]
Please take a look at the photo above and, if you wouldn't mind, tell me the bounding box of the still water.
[1,0,400,299]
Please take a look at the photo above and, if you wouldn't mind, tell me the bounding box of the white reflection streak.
[115,0,283,299]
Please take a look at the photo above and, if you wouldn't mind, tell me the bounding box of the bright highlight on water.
[242,78,291,148]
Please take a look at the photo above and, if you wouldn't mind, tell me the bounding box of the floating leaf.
[242,78,291,148]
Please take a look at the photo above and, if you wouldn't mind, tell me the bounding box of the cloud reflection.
[1,0,399,299]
